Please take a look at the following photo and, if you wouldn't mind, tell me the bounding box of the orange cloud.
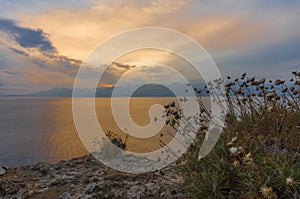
[98,82,115,88]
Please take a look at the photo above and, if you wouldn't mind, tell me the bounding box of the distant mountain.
[2,78,296,98]
[29,88,73,97]
[0,81,210,97]
[131,84,175,97]
[25,84,179,97]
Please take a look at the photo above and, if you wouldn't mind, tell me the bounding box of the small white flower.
[286,177,294,185]
[229,147,238,154]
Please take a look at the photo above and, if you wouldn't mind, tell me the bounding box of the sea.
[0,97,204,166]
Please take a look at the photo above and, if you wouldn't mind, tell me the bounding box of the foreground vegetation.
[165,71,300,198]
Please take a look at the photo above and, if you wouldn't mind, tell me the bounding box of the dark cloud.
[112,62,136,69]
[0,18,82,80]
[30,56,80,77]
[34,51,82,75]
[0,82,5,86]
[2,71,18,76]
[0,18,84,95]
[0,18,56,52]
[8,47,29,56]
[97,62,136,86]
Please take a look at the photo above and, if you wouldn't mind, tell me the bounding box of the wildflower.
[242,153,253,164]
[260,186,275,199]
[233,160,240,167]
[286,177,294,186]
[164,104,169,109]
[169,101,175,107]
[282,87,288,93]
[275,79,281,85]
[266,92,275,99]
[229,147,238,154]
[259,78,266,84]
[180,161,187,167]
[290,86,295,91]
[250,77,255,82]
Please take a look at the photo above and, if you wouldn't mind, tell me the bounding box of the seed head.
[286,177,294,186]
[260,186,275,199]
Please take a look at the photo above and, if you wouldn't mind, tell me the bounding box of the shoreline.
[0,154,184,199]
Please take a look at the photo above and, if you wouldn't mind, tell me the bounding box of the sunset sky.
[0,0,300,95]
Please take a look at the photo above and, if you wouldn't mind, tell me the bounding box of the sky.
[0,0,300,95]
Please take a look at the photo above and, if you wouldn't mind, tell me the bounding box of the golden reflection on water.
[46,97,211,163]
[47,98,88,163]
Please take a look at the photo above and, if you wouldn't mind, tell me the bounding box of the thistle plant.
[164,71,300,198]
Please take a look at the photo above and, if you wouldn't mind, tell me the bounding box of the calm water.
[0,97,188,166]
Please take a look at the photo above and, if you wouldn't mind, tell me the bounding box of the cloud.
[98,62,136,87]
[19,0,265,60]
[97,48,203,87]
[0,18,56,52]
[112,62,136,70]
[1,0,300,94]
[8,47,29,56]
[0,18,82,72]
[19,0,300,80]
[0,18,83,95]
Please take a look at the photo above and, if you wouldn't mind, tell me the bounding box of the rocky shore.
[0,154,185,198]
